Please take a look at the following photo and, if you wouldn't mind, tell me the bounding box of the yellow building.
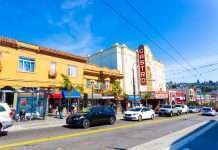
[0,37,122,109]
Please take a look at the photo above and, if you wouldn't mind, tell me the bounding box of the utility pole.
[132,64,136,107]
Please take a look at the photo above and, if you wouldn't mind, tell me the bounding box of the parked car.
[188,106,200,113]
[201,107,216,116]
[66,106,116,128]
[175,105,189,114]
[159,105,180,117]
[124,107,155,121]
[0,103,13,134]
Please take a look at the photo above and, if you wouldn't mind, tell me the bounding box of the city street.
[0,114,217,150]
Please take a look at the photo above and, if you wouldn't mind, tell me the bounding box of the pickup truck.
[159,105,180,117]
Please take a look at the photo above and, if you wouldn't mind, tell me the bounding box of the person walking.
[58,105,64,119]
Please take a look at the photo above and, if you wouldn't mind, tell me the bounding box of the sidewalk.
[8,113,124,132]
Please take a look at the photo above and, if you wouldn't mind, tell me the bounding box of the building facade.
[137,45,166,93]
[88,43,139,95]
[0,37,122,110]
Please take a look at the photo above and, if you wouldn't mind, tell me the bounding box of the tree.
[61,74,73,90]
[61,74,73,113]
[143,92,152,105]
[111,80,122,99]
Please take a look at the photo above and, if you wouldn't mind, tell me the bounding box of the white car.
[124,107,155,121]
[175,105,189,114]
[188,106,200,113]
[0,103,13,134]
[201,107,216,116]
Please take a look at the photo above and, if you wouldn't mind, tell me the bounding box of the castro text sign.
[138,45,146,85]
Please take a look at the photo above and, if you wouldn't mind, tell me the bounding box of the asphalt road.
[0,114,217,150]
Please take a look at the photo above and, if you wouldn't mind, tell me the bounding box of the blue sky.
[1,0,218,82]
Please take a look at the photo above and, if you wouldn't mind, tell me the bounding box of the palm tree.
[61,74,73,113]
[111,80,122,99]
[61,74,73,91]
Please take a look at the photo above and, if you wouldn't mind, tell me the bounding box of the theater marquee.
[138,45,146,85]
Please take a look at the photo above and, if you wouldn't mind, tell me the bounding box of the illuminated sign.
[138,45,146,85]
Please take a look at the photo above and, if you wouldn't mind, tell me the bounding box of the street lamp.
[91,80,95,106]
[132,63,136,107]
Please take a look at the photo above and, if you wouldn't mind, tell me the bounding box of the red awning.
[49,93,63,99]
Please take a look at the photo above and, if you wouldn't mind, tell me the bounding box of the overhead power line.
[167,61,218,74]
[102,0,200,81]
[125,0,205,81]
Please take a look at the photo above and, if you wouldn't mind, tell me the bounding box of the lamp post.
[132,63,136,107]
[91,80,95,106]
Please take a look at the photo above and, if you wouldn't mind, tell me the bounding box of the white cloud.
[62,0,89,9]
[37,0,102,56]
[38,15,102,56]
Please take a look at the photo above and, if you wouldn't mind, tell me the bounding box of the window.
[50,62,56,73]
[105,80,110,90]
[68,65,77,77]
[0,106,6,112]
[94,80,99,89]
[86,79,91,88]
[19,57,35,72]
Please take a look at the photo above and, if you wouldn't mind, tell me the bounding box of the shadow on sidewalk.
[169,120,217,150]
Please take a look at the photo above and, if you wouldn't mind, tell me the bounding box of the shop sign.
[138,45,146,85]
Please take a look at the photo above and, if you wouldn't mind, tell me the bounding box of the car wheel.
[109,116,116,125]
[0,124,3,135]
[151,114,155,120]
[170,112,173,117]
[138,115,142,121]
[82,119,90,129]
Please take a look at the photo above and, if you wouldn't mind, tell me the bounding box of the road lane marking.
[0,113,198,149]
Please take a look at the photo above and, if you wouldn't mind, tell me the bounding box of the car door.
[0,105,7,121]
[142,108,150,119]
[90,107,104,125]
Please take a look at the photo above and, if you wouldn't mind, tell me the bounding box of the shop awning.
[62,90,81,99]
[48,93,63,99]
[128,95,142,101]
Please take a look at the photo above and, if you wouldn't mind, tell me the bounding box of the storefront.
[62,89,81,112]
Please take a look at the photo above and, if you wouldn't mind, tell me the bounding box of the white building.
[88,43,139,95]
[89,43,166,96]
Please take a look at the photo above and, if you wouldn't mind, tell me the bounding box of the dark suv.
[66,106,116,128]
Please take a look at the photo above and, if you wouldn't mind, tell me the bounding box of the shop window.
[68,65,77,77]
[19,56,35,72]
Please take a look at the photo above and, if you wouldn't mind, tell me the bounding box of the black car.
[66,106,116,128]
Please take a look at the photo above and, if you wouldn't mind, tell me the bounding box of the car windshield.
[203,108,211,111]
[189,106,195,109]
[129,108,142,111]
[163,105,171,108]
[175,105,182,107]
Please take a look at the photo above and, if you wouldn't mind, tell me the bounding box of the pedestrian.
[71,105,75,115]
[58,105,64,119]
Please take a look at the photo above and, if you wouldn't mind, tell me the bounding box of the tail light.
[9,111,13,118]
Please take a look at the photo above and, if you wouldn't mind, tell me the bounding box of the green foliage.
[61,74,73,90]
[74,85,84,94]
[111,81,122,96]
[143,92,152,100]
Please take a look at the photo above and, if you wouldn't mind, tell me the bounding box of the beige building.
[137,45,166,93]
